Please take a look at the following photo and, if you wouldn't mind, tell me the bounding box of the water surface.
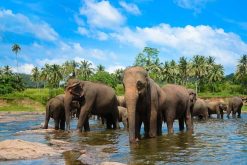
[0,113,247,164]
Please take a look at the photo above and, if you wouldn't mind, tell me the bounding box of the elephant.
[43,94,87,130]
[227,96,243,118]
[206,100,227,119]
[64,79,119,132]
[193,98,208,120]
[118,106,128,129]
[117,96,126,107]
[161,84,193,134]
[123,66,166,143]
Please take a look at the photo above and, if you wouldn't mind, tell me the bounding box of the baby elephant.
[43,95,86,130]
[206,101,227,119]
[118,106,128,129]
[193,98,208,120]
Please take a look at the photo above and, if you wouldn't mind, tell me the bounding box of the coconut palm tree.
[49,64,63,87]
[62,60,79,79]
[3,65,12,75]
[114,68,124,83]
[31,66,40,88]
[78,60,94,80]
[96,64,105,72]
[191,55,208,93]
[208,64,224,92]
[235,55,247,92]
[11,43,21,71]
[178,56,189,85]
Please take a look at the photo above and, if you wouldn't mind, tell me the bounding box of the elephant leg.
[43,112,50,129]
[136,114,142,140]
[216,109,220,119]
[54,120,59,130]
[106,118,112,129]
[60,119,65,130]
[185,106,193,131]
[220,109,224,119]
[237,108,241,118]
[179,117,185,131]
[83,116,90,131]
[77,102,93,132]
[156,112,162,136]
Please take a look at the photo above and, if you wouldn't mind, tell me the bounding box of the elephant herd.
[43,66,245,143]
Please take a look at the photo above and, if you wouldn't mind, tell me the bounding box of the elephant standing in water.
[227,96,243,118]
[64,79,119,132]
[193,98,208,120]
[206,101,227,119]
[43,94,85,130]
[118,106,128,129]
[123,66,166,143]
[161,85,193,134]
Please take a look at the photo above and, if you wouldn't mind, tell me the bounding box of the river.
[0,113,247,164]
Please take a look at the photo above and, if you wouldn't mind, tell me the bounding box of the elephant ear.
[67,82,85,99]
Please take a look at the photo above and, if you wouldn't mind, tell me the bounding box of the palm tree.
[11,43,21,71]
[3,65,12,75]
[49,64,63,87]
[235,55,247,93]
[169,60,179,84]
[191,55,208,93]
[62,60,78,79]
[114,68,124,83]
[31,66,40,88]
[208,64,224,92]
[40,64,51,87]
[78,60,94,80]
[96,64,105,72]
[178,57,189,85]
[160,61,173,83]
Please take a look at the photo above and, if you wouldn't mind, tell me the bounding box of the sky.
[0,0,247,75]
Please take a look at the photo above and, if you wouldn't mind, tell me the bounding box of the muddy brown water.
[0,113,247,164]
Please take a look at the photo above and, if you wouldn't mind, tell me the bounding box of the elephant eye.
[137,80,144,90]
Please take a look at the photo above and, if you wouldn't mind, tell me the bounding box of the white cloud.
[112,24,247,68]
[106,65,125,73]
[95,31,108,40]
[119,1,141,15]
[79,0,125,29]
[0,9,58,41]
[12,63,35,74]
[174,0,214,13]
[78,27,90,36]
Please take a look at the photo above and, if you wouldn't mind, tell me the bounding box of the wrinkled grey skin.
[161,84,193,134]
[193,98,208,120]
[64,79,119,132]
[118,106,128,129]
[43,94,87,130]
[227,96,243,118]
[206,101,227,119]
[123,66,165,143]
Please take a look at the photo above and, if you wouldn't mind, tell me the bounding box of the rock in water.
[0,139,60,160]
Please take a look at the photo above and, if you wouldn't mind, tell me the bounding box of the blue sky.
[0,0,247,74]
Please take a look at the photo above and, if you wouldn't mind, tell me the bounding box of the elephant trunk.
[125,88,138,143]
[64,93,73,131]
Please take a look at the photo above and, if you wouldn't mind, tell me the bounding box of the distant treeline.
[1,47,247,95]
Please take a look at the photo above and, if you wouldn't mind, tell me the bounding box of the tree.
[78,60,94,80]
[49,64,63,88]
[235,54,247,93]
[62,60,78,79]
[96,64,105,72]
[178,56,189,85]
[114,68,124,84]
[90,71,118,89]
[208,64,224,92]
[31,67,40,88]
[11,43,21,71]
[134,47,161,81]
[191,55,208,93]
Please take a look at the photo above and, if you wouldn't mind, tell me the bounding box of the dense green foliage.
[90,71,118,89]
[0,66,25,94]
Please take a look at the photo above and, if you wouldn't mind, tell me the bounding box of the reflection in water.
[0,113,247,164]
